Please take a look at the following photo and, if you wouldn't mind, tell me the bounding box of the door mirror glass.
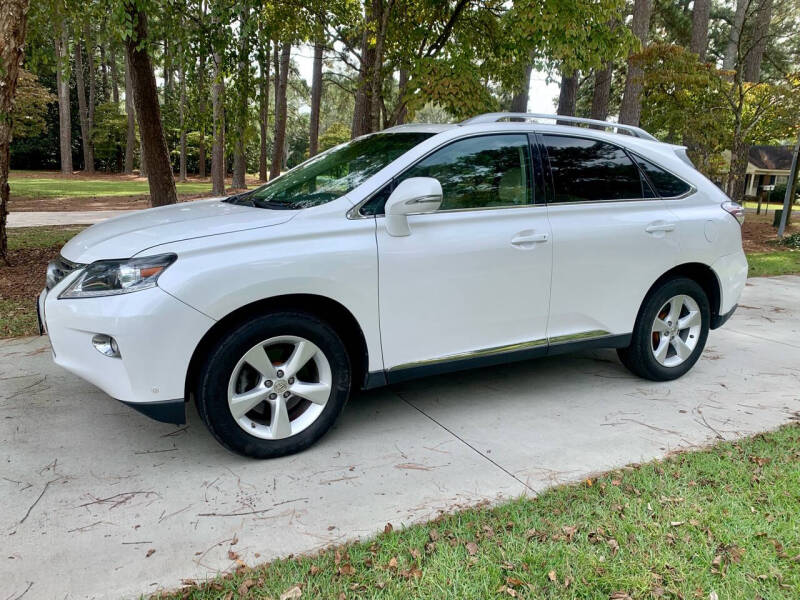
[384,177,443,236]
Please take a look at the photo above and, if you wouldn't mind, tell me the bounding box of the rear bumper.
[711,250,748,315]
[711,304,737,330]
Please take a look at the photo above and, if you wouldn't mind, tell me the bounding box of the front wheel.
[195,312,351,458]
[618,278,710,381]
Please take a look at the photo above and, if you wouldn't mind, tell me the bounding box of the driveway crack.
[396,392,538,495]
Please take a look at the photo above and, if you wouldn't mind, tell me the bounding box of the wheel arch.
[643,262,722,322]
[184,294,371,402]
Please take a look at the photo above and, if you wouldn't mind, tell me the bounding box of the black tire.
[195,311,351,458]
[617,277,710,381]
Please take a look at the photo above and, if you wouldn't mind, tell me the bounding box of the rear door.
[539,133,681,343]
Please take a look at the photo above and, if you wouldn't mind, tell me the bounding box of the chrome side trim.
[548,330,611,346]
[389,337,548,372]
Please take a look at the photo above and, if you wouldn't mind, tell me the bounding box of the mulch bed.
[741,211,798,253]
[0,247,56,303]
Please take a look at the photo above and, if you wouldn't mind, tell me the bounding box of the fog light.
[92,334,121,358]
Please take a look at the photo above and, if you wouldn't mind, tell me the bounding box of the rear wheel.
[618,278,710,381]
[195,312,351,458]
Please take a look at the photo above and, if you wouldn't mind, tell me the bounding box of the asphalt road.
[2,276,799,599]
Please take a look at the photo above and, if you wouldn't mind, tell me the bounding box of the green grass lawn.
[155,424,800,600]
[7,225,87,250]
[747,251,800,277]
[8,174,210,199]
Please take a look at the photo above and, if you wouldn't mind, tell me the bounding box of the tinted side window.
[636,157,692,198]
[361,134,532,215]
[543,135,644,203]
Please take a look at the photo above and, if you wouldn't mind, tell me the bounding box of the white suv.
[39,113,747,458]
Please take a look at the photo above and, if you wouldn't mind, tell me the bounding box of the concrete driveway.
[3,276,800,599]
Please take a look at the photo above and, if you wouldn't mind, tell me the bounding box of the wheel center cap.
[273,380,288,394]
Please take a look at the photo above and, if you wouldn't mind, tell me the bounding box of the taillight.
[721,201,744,225]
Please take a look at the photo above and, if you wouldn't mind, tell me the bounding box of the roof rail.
[460,112,659,142]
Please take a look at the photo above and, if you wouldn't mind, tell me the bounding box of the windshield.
[227,131,435,210]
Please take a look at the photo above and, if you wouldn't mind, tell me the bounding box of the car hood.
[61,198,296,263]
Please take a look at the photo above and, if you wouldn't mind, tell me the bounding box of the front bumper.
[40,282,215,420]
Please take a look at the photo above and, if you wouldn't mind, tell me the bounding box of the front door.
[375,134,553,376]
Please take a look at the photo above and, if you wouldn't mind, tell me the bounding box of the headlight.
[59,254,177,298]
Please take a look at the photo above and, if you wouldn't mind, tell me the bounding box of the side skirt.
[365,333,632,388]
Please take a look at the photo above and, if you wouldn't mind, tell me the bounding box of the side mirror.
[384,177,443,237]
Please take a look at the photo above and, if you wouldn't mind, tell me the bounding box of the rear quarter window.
[636,157,692,198]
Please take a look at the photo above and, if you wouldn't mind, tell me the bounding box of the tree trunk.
[556,68,578,116]
[269,43,290,180]
[0,0,30,263]
[690,0,711,60]
[510,63,533,113]
[728,133,750,202]
[211,42,225,194]
[99,39,108,100]
[395,68,409,125]
[619,0,653,126]
[232,8,250,190]
[74,37,95,173]
[309,40,323,157]
[743,0,773,82]
[124,4,177,206]
[723,0,747,70]
[108,42,119,104]
[257,34,270,181]
[123,51,135,174]
[178,59,187,182]
[590,63,613,120]
[54,19,72,174]
[198,51,206,178]
[352,23,377,137]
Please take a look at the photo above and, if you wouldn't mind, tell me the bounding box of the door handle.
[645,223,676,233]
[511,232,549,247]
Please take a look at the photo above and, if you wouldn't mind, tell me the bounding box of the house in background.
[721,145,794,197]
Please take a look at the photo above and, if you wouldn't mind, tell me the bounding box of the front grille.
[46,255,84,290]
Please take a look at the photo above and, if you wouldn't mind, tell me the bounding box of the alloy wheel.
[227,335,332,440]
[650,294,702,368]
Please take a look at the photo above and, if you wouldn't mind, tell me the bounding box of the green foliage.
[638,43,800,180]
[778,232,800,249]
[92,102,127,168]
[769,183,799,205]
[11,70,54,139]
[318,122,350,151]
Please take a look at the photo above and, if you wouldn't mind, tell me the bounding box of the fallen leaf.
[238,579,255,596]
[227,550,239,561]
[387,556,398,569]
[410,548,421,560]
[146,549,155,558]
[466,542,478,556]
[279,585,302,600]
[585,478,593,487]
[709,592,719,600]
[506,576,524,587]
[670,521,685,527]
[309,565,320,575]
[547,570,557,582]
[429,529,440,542]
[339,563,356,576]
[607,538,620,556]
[384,522,393,534]
[609,593,632,600]
[562,525,578,541]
